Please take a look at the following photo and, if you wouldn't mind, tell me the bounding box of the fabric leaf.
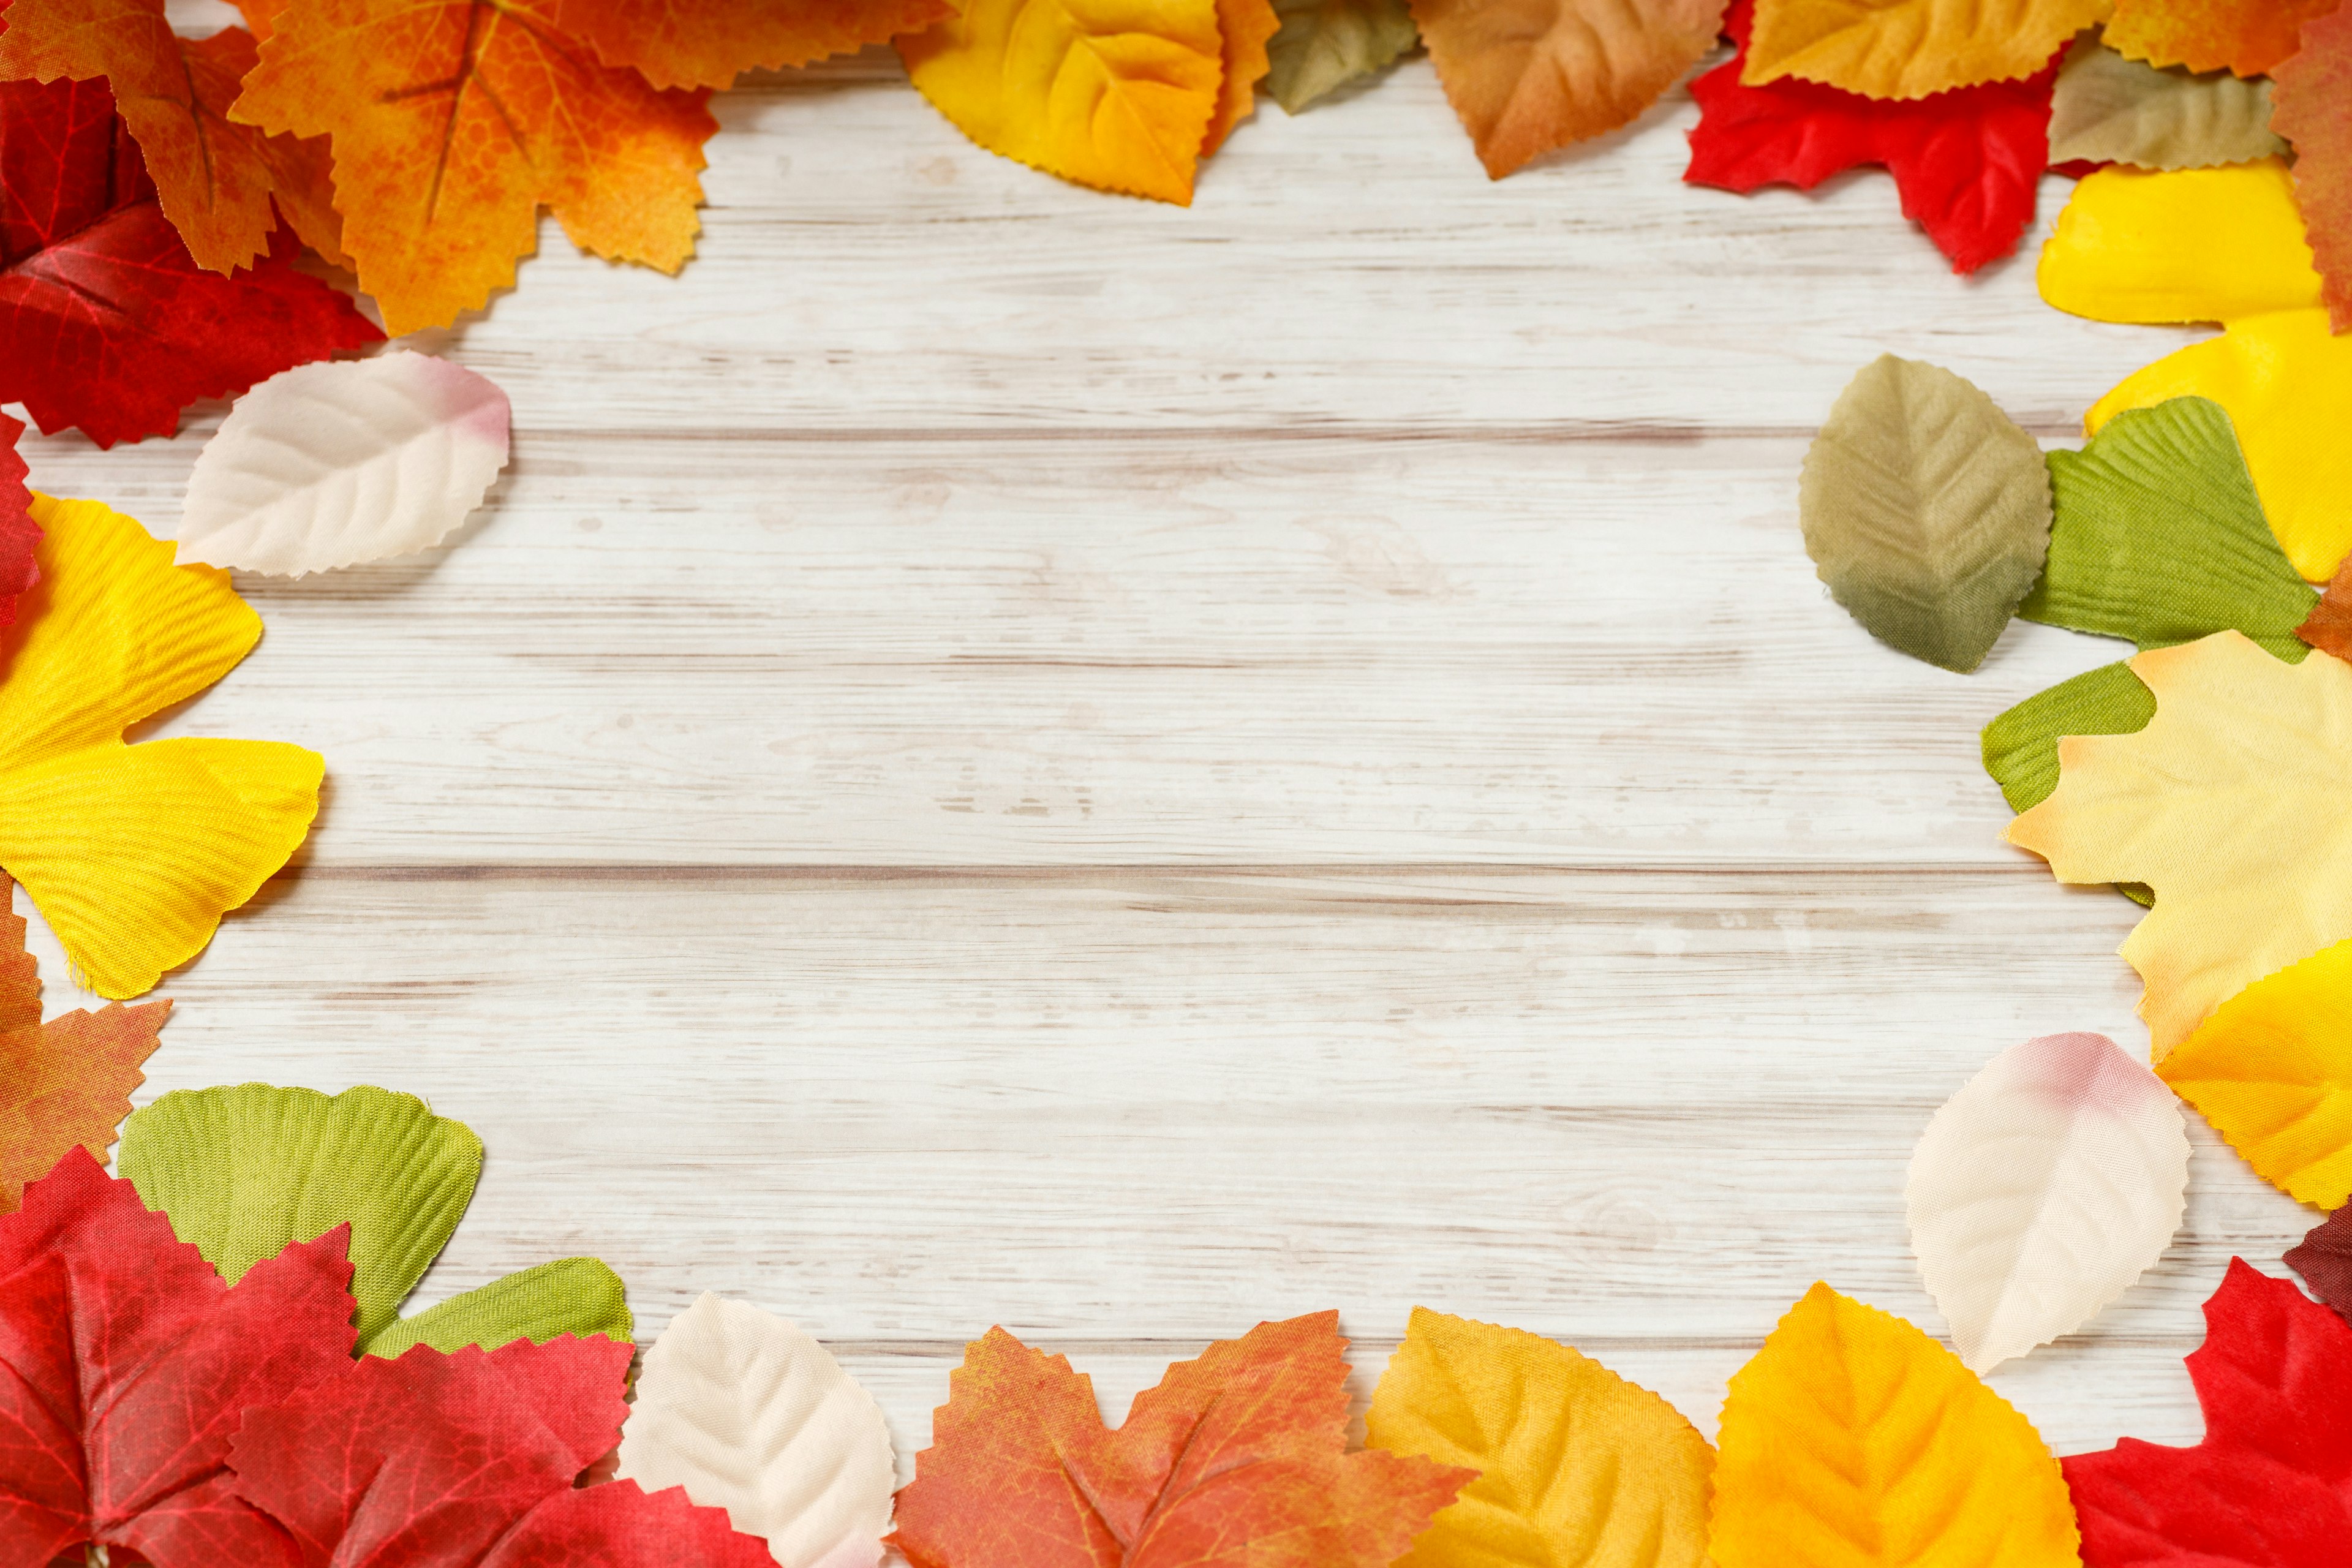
[553,0,956,89]
[1364,1306,1713,1568]
[898,0,1227,206]
[1686,0,2056,274]
[1412,0,1729,180]
[2063,1258,2352,1566]
[0,413,34,628]
[1710,1281,2079,1566]
[2008,630,2352,1056]
[1741,0,2105,99]
[1799,353,2052,672]
[177,351,512,578]
[2104,0,2340,77]
[890,1312,1473,1568]
[0,496,322,1000]
[616,1294,897,1568]
[2302,554,2352,660]
[2158,937,2352,1207]
[2273,6,2352,335]
[368,1257,635,1359]
[1908,1032,2188,1373]
[2285,1205,2352,1324]
[1264,0,1419,112]
[0,881,168,1213]
[0,1145,357,1565]
[230,0,717,337]
[1204,0,1281,154]
[2046,34,2284,170]
[1982,661,2157,815]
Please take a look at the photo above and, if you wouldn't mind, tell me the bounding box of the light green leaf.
[367,1257,633,1358]
[1265,0,1420,113]
[2023,397,2316,660]
[1801,355,2054,673]
[2048,36,2284,172]
[1983,662,2156,815]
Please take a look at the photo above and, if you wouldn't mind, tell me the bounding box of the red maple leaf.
[0,77,380,448]
[226,1335,777,1566]
[0,412,32,624]
[1684,0,2057,274]
[0,1144,355,1565]
[2063,1257,2352,1566]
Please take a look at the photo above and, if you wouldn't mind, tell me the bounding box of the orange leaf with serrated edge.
[0,880,168,1213]
[2108,0,2342,78]
[552,0,956,91]
[229,0,717,336]
[1204,0,1281,154]
[2275,7,2352,335]
[1414,0,1729,178]
[889,1313,1472,1568]
[1744,0,2105,99]
[0,3,344,273]
[2304,554,2352,660]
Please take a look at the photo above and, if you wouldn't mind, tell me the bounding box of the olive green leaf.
[1983,661,2157,815]
[1801,354,2054,673]
[368,1257,633,1356]
[2048,36,2283,172]
[1265,0,1420,113]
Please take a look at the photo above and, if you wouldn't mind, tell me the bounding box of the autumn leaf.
[1365,1307,1713,1568]
[2302,554,2352,660]
[0,1144,356,1563]
[2274,6,2352,335]
[1983,661,2157,815]
[230,0,718,336]
[0,413,33,627]
[1412,0,1728,179]
[553,0,956,89]
[2105,0,2340,77]
[2064,1258,2352,1566]
[2008,630,2352,1056]
[2285,1204,2352,1323]
[0,78,380,447]
[1264,0,1420,113]
[1742,0,2106,99]
[2046,34,2285,171]
[1710,1282,2080,1566]
[1686,0,2057,274]
[1799,353,2052,671]
[1204,0,1281,154]
[890,1313,1472,1568]
[898,0,1227,205]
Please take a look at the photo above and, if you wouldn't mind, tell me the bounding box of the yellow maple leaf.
[1711,1282,2079,1568]
[1744,0,2109,100]
[2040,159,2352,583]
[2009,631,2352,1057]
[2158,937,2352,1207]
[1365,1307,1714,1568]
[0,498,322,1000]
[898,0,1227,205]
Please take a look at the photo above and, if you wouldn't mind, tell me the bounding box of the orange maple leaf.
[2107,0,2342,78]
[1414,0,1730,179]
[551,0,956,91]
[1204,0,1281,155]
[0,881,169,1213]
[229,0,718,336]
[2276,6,2352,334]
[890,1313,1471,1568]
[0,3,344,273]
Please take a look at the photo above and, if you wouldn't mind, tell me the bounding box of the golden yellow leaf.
[2159,937,2352,1207]
[1365,1307,1714,1568]
[1710,1282,2079,1568]
[1205,0,1282,154]
[1744,0,2108,99]
[2009,631,2352,1057]
[898,0,1227,205]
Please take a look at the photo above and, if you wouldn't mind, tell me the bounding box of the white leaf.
[1907,1031,2189,1373]
[616,1294,895,1568]
[176,350,510,576]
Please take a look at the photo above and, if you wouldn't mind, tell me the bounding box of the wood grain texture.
[18,15,2297,1490]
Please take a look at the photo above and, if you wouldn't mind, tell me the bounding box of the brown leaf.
[2301,552,2352,662]
[2287,1204,2352,1322]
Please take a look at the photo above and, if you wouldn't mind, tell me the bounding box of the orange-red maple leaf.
[0,880,168,1213]
[230,0,717,336]
[552,0,956,91]
[2276,6,2352,334]
[890,1312,1471,1568]
[0,2,345,273]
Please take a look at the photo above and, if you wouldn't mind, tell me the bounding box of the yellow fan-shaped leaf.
[898,0,1227,205]
[1365,1307,1714,1568]
[1710,1283,2079,1568]
[1743,0,2107,100]
[2038,161,2323,325]
[0,497,320,998]
[2160,937,2352,1207]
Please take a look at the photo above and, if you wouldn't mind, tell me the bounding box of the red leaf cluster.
[0,413,32,624]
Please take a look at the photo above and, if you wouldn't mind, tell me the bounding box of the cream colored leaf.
[616,1293,897,1568]
[176,352,511,578]
[1908,1031,2189,1373]
[2048,35,2285,170]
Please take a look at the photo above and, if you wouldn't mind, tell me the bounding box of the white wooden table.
[21,29,2301,1471]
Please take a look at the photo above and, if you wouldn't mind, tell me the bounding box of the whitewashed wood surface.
[18,19,2309,1483]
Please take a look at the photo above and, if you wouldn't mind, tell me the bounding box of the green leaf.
[2047,36,2284,172]
[1801,355,2054,673]
[2024,396,2317,660]
[1265,0,1420,113]
[1982,661,2157,813]
[118,1083,481,1346]
[366,1257,633,1358]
